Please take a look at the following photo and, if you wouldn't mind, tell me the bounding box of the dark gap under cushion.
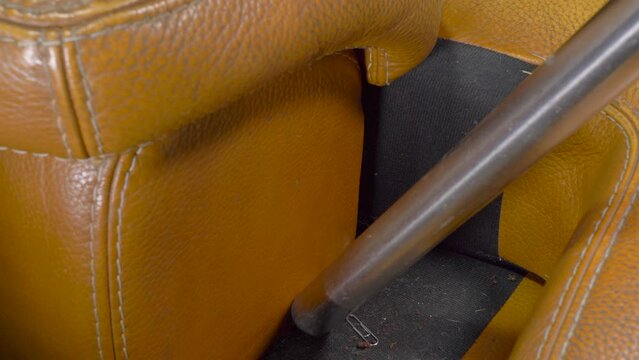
[263,249,523,360]
[358,39,534,266]
[262,40,535,359]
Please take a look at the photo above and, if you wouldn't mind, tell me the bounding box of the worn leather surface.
[0,152,117,358]
[0,0,441,156]
[0,27,83,158]
[511,104,639,359]
[0,0,440,357]
[443,0,639,358]
[499,115,628,279]
[106,53,364,360]
[0,0,140,23]
[440,0,608,64]
[463,277,543,360]
[0,52,364,359]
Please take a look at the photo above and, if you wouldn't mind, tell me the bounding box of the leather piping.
[89,162,106,360]
[72,37,104,155]
[57,30,90,157]
[37,33,73,157]
[0,0,93,15]
[104,151,125,360]
[536,106,639,358]
[0,0,191,30]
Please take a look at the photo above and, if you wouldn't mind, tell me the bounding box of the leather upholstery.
[440,0,608,64]
[443,0,639,358]
[512,105,639,358]
[103,53,365,359]
[0,0,441,156]
[500,115,628,279]
[4,0,637,357]
[0,52,363,359]
[0,0,442,358]
[0,153,118,357]
[464,277,543,359]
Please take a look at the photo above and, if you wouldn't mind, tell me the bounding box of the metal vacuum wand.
[291,0,639,336]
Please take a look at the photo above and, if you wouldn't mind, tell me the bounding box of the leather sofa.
[0,0,637,358]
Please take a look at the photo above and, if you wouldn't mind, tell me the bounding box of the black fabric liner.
[358,40,535,267]
[263,249,524,360]
[262,40,536,359]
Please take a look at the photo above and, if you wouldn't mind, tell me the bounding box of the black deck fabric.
[262,40,536,359]
[358,39,535,264]
[263,249,523,360]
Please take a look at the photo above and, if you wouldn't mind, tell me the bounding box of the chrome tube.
[291,0,639,336]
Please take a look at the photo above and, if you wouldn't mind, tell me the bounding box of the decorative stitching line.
[38,35,73,158]
[116,144,149,360]
[0,0,93,15]
[0,145,73,160]
[534,113,632,360]
[89,162,105,360]
[74,38,105,155]
[366,48,372,83]
[558,114,637,358]
[0,125,162,160]
[620,97,639,119]
[384,49,389,86]
[0,0,203,47]
[530,51,548,63]
[332,52,359,69]
[374,48,381,83]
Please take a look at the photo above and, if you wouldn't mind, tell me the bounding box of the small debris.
[357,341,371,349]
[507,274,518,281]
[475,308,487,313]
[389,342,397,349]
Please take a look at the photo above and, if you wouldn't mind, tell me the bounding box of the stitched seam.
[0,145,75,160]
[0,0,92,15]
[116,144,149,360]
[89,163,105,360]
[0,0,202,47]
[530,51,548,63]
[374,48,381,83]
[366,48,372,83]
[384,49,389,86]
[558,114,636,358]
[619,97,639,119]
[332,52,360,69]
[534,113,631,359]
[0,42,353,159]
[38,35,73,158]
[74,39,105,155]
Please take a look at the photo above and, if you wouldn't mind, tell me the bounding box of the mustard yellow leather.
[0,0,441,156]
[0,154,117,357]
[105,54,365,359]
[440,0,608,64]
[512,103,639,358]
[0,24,86,157]
[500,115,628,279]
[0,0,442,357]
[443,0,639,358]
[463,277,543,359]
[0,52,365,359]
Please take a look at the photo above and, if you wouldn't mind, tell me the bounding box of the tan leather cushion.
[0,0,442,358]
[0,51,363,359]
[0,0,441,157]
